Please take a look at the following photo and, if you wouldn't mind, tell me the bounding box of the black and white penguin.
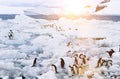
[73,64,78,75]
[68,65,74,77]
[22,75,25,79]
[106,60,112,68]
[51,64,58,73]
[79,54,84,59]
[32,58,37,67]
[60,58,65,69]
[74,57,78,65]
[106,49,115,58]
[96,57,102,68]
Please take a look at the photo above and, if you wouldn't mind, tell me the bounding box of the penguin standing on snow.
[32,58,37,67]
[8,30,14,40]
[68,65,74,77]
[51,64,58,73]
[60,58,65,69]
[21,75,25,79]
[73,64,78,75]
[106,49,115,57]
[96,57,102,68]
[74,56,78,65]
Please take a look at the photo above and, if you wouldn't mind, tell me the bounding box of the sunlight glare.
[62,0,87,15]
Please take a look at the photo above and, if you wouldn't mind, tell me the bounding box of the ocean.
[0,14,18,20]
[0,14,120,22]
[27,14,120,22]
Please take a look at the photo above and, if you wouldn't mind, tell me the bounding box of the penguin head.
[60,58,63,60]
[79,54,84,59]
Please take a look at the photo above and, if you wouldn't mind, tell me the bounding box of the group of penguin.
[26,46,116,79]
[15,48,116,79]
[49,48,117,78]
[50,52,92,78]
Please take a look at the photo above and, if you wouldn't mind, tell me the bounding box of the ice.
[0,14,120,79]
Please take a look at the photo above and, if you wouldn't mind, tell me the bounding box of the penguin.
[67,41,72,47]
[87,72,94,79]
[74,57,78,65]
[96,57,102,68]
[79,54,84,59]
[82,55,86,64]
[72,51,78,58]
[8,30,14,40]
[106,60,112,68]
[20,73,25,79]
[68,65,74,77]
[78,65,85,76]
[60,58,65,69]
[73,64,78,75]
[66,50,71,57]
[107,60,112,66]
[101,59,107,66]
[106,49,115,58]
[51,64,58,73]
[22,75,25,79]
[32,58,37,67]
[82,57,86,65]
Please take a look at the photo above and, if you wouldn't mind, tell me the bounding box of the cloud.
[0,0,44,7]
[0,0,60,14]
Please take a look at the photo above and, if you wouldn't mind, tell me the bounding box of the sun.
[62,0,87,16]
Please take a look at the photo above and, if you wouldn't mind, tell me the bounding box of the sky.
[0,0,45,14]
[0,0,120,15]
[0,0,63,14]
[0,0,43,7]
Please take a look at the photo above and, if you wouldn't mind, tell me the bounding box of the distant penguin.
[51,64,58,73]
[87,72,94,79]
[106,60,112,68]
[79,54,84,59]
[22,75,25,79]
[32,58,37,67]
[66,50,71,57]
[82,55,86,64]
[101,59,107,66]
[67,41,72,47]
[20,74,25,79]
[72,51,78,58]
[68,65,74,77]
[82,57,86,65]
[60,58,65,69]
[8,30,14,40]
[96,57,102,68]
[74,57,78,65]
[78,65,84,76]
[107,49,115,57]
[73,64,78,75]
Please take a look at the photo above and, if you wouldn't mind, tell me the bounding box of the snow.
[0,14,120,79]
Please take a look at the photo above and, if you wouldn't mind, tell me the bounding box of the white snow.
[0,14,120,79]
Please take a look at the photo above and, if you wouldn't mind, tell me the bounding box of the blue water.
[0,14,18,20]
[27,14,120,22]
[1,14,120,22]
